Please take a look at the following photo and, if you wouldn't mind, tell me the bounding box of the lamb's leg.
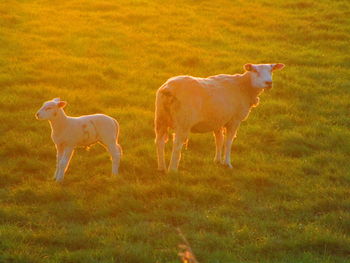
[55,146,74,182]
[54,144,64,180]
[168,130,189,173]
[107,143,122,176]
[155,130,167,172]
[213,128,224,164]
[223,121,241,168]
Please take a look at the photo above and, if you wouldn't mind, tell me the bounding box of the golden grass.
[0,0,349,262]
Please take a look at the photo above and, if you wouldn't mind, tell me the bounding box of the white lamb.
[36,98,122,182]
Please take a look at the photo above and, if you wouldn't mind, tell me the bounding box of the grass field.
[1,0,350,262]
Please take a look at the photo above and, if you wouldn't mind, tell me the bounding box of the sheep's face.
[244,63,285,90]
[36,98,66,120]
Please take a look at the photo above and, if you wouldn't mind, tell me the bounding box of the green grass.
[1,0,350,262]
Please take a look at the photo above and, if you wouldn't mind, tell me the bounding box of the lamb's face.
[244,63,285,89]
[36,98,66,120]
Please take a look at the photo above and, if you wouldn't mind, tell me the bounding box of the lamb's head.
[244,63,285,90]
[35,98,67,120]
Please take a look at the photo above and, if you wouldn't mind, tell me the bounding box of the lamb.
[36,98,122,182]
[155,63,285,172]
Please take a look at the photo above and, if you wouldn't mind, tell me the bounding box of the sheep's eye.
[45,107,52,111]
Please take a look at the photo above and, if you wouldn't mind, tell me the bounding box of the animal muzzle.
[265,81,273,90]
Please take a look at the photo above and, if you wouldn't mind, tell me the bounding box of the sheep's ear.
[53,98,61,102]
[57,101,67,108]
[272,63,285,71]
[244,64,255,72]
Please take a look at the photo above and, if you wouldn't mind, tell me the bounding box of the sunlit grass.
[0,0,349,262]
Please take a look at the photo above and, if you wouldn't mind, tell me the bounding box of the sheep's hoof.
[55,177,64,183]
[214,159,223,165]
[167,168,178,174]
[223,163,233,169]
[157,168,167,174]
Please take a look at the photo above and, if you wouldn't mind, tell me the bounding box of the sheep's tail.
[114,119,123,155]
[155,84,173,143]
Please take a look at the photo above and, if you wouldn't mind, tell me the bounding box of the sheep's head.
[244,63,285,90]
[36,98,67,120]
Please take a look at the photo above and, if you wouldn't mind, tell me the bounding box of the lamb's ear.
[272,63,285,71]
[244,64,255,72]
[53,98,61,102]
[57,101,67,108]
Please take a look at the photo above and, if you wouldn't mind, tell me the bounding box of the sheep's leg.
[54,144,64,180]
[107,143,122,176]
[213,128,224,164]
[223,121,241,168]
[155,130,167,172]
[55,146,74,182]
[168,130,189,173]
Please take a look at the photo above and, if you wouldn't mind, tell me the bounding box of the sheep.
[36,98,122,182]
[155,63,285,172]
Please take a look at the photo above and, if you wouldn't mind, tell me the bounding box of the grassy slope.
[0,0,350,262]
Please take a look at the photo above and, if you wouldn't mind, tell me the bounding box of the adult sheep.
[155,63,285,172]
